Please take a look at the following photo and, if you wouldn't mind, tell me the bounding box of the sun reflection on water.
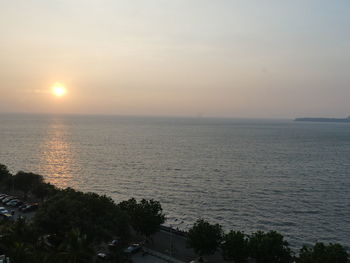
[39,117,79,189]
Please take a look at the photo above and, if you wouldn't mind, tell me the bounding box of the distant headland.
[295,116,350,123]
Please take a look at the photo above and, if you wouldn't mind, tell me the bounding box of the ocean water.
[0,113,349,249]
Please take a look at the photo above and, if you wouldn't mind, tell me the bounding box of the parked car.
[2,197,16,204]
[0,195,9,201]
[7,200,23,207]
[124,243,141,254]
[18,204,27,210]
[21,203,38,212]
[96,252,112,260]
[19,204,30,211]
[108,239,121,248]
[0,207,9,215]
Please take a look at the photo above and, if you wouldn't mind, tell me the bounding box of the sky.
[0,0,349,118]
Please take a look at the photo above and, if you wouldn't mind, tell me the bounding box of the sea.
[0,113,349,249]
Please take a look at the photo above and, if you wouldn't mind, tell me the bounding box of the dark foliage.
[0,218,39,263]
[33,188,130,243]
[221,230,249,263]
[0,164,12,182]
[55,228,95,263]
[248,231,293,263]
[296,242,349,263]
[32,182,58,201]
[0,220,96,263]
[118,198,165,237]
[14,171,44,198]
[187,219,223,256]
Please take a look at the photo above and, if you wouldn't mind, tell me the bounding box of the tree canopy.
[248,231,293,263]
[296,242,349,263]
[187,219,223,257]
[56,229,95,263]
[33,188,130,243]
[14,171,44,198]
[221,230,249,263]
[0,164,11,182]
[32,182,58,201]
[118,198,165,237]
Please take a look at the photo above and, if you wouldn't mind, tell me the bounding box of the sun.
[51,83,67,97]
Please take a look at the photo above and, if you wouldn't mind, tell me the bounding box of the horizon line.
[0,111,294,121]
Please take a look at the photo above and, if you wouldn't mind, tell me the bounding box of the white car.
[2,197,15,203]
[0,207,9,215]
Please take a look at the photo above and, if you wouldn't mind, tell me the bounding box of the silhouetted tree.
[221,230,249,263]
[0,164,13,191]
[187,219,223,257]
[14,171,44,198]
[118,198,165,238]
[0,163,11,182]
[33,188,130,243]
[248,231,293,263]
[9,242,34,263]
[32,182,58,201]
[56,229,95,263]
[296,242,349,263]
[0,218,39,263]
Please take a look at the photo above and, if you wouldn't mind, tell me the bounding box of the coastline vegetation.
[0,163,349,263]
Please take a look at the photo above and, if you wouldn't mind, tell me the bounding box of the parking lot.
[0,193,37,221]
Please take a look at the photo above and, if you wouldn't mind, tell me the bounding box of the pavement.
[131,248,185,263]
[131,253,168,263]
[146,229,229,263]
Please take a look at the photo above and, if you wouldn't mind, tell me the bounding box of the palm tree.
[9,242,33,263]
[56,229,95,263]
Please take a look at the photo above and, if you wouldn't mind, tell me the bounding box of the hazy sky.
[1,0,349,118]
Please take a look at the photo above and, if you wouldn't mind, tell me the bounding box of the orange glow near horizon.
[52,83,67,97]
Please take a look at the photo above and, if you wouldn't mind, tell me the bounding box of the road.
[131,252,169,263]
[147,229,229,263]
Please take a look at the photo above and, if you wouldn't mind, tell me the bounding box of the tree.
[1,220,95,263]
[56,229,95,263]
[32,182,58,202]
[0,218,39,263]
[14,171,44,198]
[187,219,223,257]
[9,242,33,263]
[221,231,249,263]
[296,242,349,263]
[0,163,11,182]
[118,198,165,237]
[0,164,13,191]
[248,231,293,263]
[33,188,130,243]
